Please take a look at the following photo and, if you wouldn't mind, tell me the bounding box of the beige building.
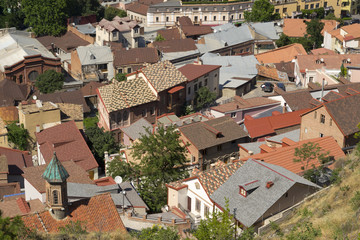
[0,118,8,148]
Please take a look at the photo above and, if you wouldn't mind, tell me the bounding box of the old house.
[255,43,307,64]
[324,23,360,54]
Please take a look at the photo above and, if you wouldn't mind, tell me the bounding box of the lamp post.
[122,190,126,214]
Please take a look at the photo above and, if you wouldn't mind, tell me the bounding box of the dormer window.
[239,186,247,197]
[239,180,260,197]
[90,54,96,60]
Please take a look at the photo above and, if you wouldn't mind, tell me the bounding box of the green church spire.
[42,152,69,183]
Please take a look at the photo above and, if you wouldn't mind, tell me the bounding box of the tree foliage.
[104,6,127,20]
[155,34,165,42]
[6,123,31,151]
[195,86,216,110]
[0,211,40,239]
[276,33,292,48]
[305,19,325,49]
[107,125,189,212]
[0,0,26,29]
[293,142,330,172]
[285,220,322,240]
[244,0,280,22]
[58,221,87,239]
[340,63,348,77]
[35,70,64,94]
[134,225,180,240]
[301,7,325,19]
[115,73,127,82]
[22,0,68,36]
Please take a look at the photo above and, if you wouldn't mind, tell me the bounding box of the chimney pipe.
[36,125,41,133]
[266,181,274,189]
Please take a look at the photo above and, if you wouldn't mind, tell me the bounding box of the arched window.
[28,71,39,82]
[53,190,59,204]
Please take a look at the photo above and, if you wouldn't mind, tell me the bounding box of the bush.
[350,191,360,211]
[104,6,126,20]
[35,70,64,94]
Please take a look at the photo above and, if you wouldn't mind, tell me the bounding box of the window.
[188,87,191,94]
[304,127,308,133]
[316,3,319,8]
[118,68,123,73]
[314,111,317,119]
[176,16,180,22]
[204,79,208,86]
[28,71,39,82]
[305,4,309,9]
[123,111,128,121]
[330,118,332,126]
[204,16,207,21]
[231,112,236,118]
[223,16,226,21]
[142,109,147,117]
[199,82,202,88]
[195,199,201,212]
[310,3,314,8]
[320,114,325,124]
[194,16,198,22]
[324,1,328,7]
[320,133,324,137]
[53,190,59,204]
[217,144,222,151]
[276,9,280,13]
[156,17,159,22]
[246,48,250,52]
[213,16,216,21]
[166,16,169,22]
[116,112,122,124]
[150,107,155,115]
[204,205,210,216]
[194,84,198,92]
[240,187,246,197]
[283,7,287,13]
[239,14,242,19]
[112,31,117,38]
[215,74,218,78]
[127,67,132,73]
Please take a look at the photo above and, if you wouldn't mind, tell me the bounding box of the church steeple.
[42,152,69,220]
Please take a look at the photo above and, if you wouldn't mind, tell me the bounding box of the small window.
[204,16,207,21]
[304,127,308,133]
[204,205,210,216]
[314,111,317,119]
[213,16,216,21]
[320,114,325,124]
[112,32,117,38]
[156,17,159,22]
[205,79,208,86]
[194,84,198,92]
[188,87,191,94]
[142,109,147,117]
[134,28,138,33]
[118,68,123,73]
[305,4,309,9]
[223,16,226,21]
[123,111,128,121]
[283,7,287,13]
[310,3,314,8]
[53,190,59,204]
[127,67,132,73]
[315,3,319,8]
[217,144,222,151]
[195,199,201,212]
[320,133,324,137]
[150,107,155,115]
[231,112,236,118]
[166,16,169,22]
[199,82,202,88]
[246,48,250,52]
[276,9,280,13]
[215,74,218,78]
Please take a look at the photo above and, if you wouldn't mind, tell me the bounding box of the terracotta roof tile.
[283,19,338,38]
[178,64,221,82]
[0,106,18,122]
[150,38,197,53]
[211,96,279,113]
[182,25,213,37]
[281,90,314,111]
[126,2,149,16]
[157,28,182,40]
[328,23,360,42]
[36,121,98,172]
[98,17,139,33]
[241,136,345,175]
[322,91,344,102]
[255,43,307,64]
[0,147,33,176]
[178,16,193,26]
[297,54,360,72]
[23,160,94,193]
[80,82,106,97]
[310,48,336,55]
[22,193,126,233]
[113,48,159,67]
[0,197,45,218]
[37,31,91,53]
[98,77,158,113]
[256,64,289,81]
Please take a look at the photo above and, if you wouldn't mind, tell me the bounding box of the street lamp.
[121,190,126,214]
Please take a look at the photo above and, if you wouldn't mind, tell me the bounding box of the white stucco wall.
[210,109,225,118]
[24,179,46,203]
[186,178,214,220]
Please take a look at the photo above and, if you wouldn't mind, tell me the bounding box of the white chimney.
[36,125,41,133]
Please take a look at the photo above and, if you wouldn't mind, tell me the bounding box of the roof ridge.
[251,159,294,182]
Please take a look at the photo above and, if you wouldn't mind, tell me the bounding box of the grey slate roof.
[75,23,96,35]
[121,118,152,141]
[250,22,280,40]
[76,45,113,65]
[238,141,264,155]
[210,159,320,227]
[266,129,300,143]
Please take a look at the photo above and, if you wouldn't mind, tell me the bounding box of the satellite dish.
[32,95,37,100]
[114,176,123,184]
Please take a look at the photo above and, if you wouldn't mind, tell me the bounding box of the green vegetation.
[194,86,216,110]
[182,0,247,4]
[104,6,127,20]
[244,0,280,22]
[6,123,31,151]
[340,63,348,77]
[83,116,99,129]
[301,7,325,19]
[0,0,26,29]
[293,142,330,172]
[35,70,64,94]
[133,225,180,240]
[115,73,127,82]
[107,125,189,212]
[155,34,165,42]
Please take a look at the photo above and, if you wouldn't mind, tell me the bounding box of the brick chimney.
[266,181,274,189]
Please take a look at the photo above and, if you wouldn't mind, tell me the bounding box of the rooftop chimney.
[266,181,274,189]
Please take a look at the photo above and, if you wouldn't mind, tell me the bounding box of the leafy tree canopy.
[35,70,64,94]
[0,0,26,29]
[293,142,330,172]
[134,225,180,240]
[104,6,127,20]
[6,123,31,151]
[244,0,280,22]
[195,86,216,110]
[115,72,127,82]
[276,33,292,48]
[155,34,165,42]
[0,211,40,239]
[305,18,325,49]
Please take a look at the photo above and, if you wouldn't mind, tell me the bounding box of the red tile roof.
[244,109,309,138]
[310,48,336,55]
[211,96,280,113]
[22,193,127,233]
[157,28,182,40]
[328,23,360,42]
[283,19,338,38]
[80,82,106,97]
[36,121,98,172]
[0,147,33,175]
[178,64,221,82]
[255,43,307,64]
[168,85,184,94]
[0,197,45,218]
[94,176,116,186]
[240,136,345,175]
[113,47,159,67]
[297,54,360,72]
[149,38,197,53]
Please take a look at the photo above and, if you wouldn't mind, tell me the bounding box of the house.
[0,79,30,107]
[283,19,338,38]
[244,109,309,141]
[125,0,164,25]
[120,118,153,146]
[155,112,209,128]
[176,16,213,39]
[70,45,115,82]
[0,197,45,218]
[200,53,259,95]
[178,63,221,104]
[22,154,126,233]
[0,30,61,84]
[310,48,336,55]
[57,103,84,130]
[294,54,360,87]
[210,96,281,124]
[300,92,360,148]
[35,121,99,179]
[324,24,360,54]
[67,23,96,44]
[23,160,94,203]
[178,116,248,170]
[0,118,8,148]
[255,43,307,64]
[166,161,243,223]
[0,147,33,188]
[113,47,159,74]
[80,81,106,111]
[256,64,289,82]
[210,159,320,231]
[96,16,144,48]
[239,136,345,175]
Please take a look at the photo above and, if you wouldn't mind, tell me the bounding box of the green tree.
[85,126,119,168]
[0,0,26,29]
[340,63,348,77]
[35,70,64,94]
[276,33,292,48]
[104,6,127,20]
[195,86,216,110]
[115,72,127,82]
[0,211,40,239]
[291,37,313,52]
[305,18,325,49]
[22,0,68,36]
[286,221,321,240]
[155,34,165,42]
[293,142,330,172]
[134,225,179,240]
[244,0,280,22]
[6,123,31,151]
[107,157,140,182]
[83,116,99,129]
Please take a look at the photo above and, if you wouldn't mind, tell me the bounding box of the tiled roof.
[244,109,309,138]
[157,28,182,40]
[23,160,94,193]
[322,91,344,102]
[178,16,193,26]
[36,121,98,172]
[328,23,360,42]
[58,103,83,122]
[113,48,159,67]
[256,64,289,81]
[22,193,126,233]
[179,116,248,150]
[274,61,295,78]
[97,77,157,113]
[297,54,360,72]
[80,82,106,97]
[0,79,28,107]
[178,64,221,82]
[281,90,314,111]
[255,43,307,64]
[37,31,91,53]
[0,147,33,175]
[19,101,58,114]
[0,197,45,218]
[94,176,116,186]
[42,152,69,183]
[121,118,152,141]
[150,38,198,53]
[283,19,338,38]
[182,26,213,37]
[0,118,7,135]
[98,17,139,32]
[141,61,188,93]
[211,96,280,113]
[126,1,149,15]
[0,106,18,122]
[241,136,345,175]
[310,48,336,55]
